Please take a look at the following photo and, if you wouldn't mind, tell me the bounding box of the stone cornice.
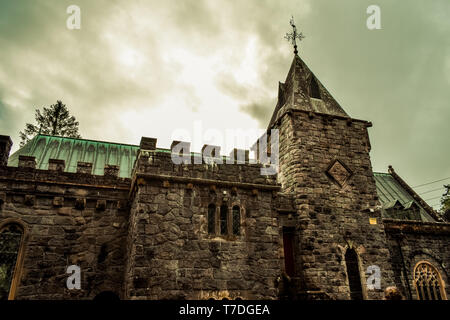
[383,218,450,235]
[132,172,281,191]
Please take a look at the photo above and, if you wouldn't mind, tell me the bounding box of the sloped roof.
[8,134,140,178]
[268,54,349,129]
[7,135,237,178]
[373,172,435,222]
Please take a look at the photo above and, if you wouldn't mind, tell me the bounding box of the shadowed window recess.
[232,205,240,235]
[0,224,24,300]
[220,205,228,235]
[309,77,321,99]
[208,204,216,235]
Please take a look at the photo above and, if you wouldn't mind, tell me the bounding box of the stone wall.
[124,148,284,299]
[0,158,130,299]
[384,219,450,300]
[274,110,395,299]
[1,131,449,301]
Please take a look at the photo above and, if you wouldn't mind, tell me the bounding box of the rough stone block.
[75,198,86,210]
[140,137,157,150]
[0,135,13,166]
[96,199,106,211]
[228,148,249,164]
[76,162,92,174]
[202,144,221,159]
[48,159,65,172]
[18,155,36,169]
[24,194,35,206]
[170,140,191,156]
[0,192,6,204]
[53,196,64,207]
[104,164,119,177]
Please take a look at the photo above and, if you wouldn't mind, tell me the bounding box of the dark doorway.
[345,249,363,300]
[282,228,295,277]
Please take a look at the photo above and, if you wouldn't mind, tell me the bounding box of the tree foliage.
[440,184,450,221]
[19,100,81,147]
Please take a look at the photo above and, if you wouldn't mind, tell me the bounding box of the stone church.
[0,51,449,300]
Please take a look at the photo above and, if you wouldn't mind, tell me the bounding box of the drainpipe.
[395,233,412,299]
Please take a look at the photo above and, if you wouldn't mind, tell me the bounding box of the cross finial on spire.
[284,16,305,55]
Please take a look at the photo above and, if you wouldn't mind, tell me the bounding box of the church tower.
[272,21,395,299]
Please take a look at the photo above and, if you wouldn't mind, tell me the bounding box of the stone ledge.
[383,219,450,235]
[0,166,131,190]
[133,172,281,191]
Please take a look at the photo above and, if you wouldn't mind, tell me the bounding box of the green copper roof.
[8,134,140,178]
[373,172,434,222]
[7,135,245,178]
[7,135,436,221]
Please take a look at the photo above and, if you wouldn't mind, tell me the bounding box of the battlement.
[133,137,278,187]
[2,134,278,188]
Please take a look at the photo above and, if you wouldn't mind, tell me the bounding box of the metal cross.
[284,16,304,55]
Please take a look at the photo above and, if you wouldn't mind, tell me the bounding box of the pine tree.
[19,100,81,147]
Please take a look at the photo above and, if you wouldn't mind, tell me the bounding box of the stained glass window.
[414,262,446,300]
[0,224,24,300]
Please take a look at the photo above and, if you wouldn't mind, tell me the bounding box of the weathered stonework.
[0,53,448,300]
[0,165,130,299]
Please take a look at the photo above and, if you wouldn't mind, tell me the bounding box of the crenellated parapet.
[133,137,279,190]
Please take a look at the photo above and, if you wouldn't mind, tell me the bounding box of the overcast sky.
[0,0,449,209]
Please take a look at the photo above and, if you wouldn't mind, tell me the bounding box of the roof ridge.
[34,134,140,148]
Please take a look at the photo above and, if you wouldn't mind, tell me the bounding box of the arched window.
[232,206,240,235]
[309,77,321,99]
[208,204,216,235]
[414,262,447,300]
[220,205,228,235]
[345,248,363,300]
[0,223,24,300]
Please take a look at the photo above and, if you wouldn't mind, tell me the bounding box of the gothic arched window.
[220,205,228,235]
[345,248,363,300]
[208,204,216,235]
[309,77,321,99]
[414,262,447,300]
[232,206,240,235]
[0,223,24,300]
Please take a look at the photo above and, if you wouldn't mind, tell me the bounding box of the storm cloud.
[0,0,449,209]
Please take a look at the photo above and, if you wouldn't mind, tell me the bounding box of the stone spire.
[268,54,350,129]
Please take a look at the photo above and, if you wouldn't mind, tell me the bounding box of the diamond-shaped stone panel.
[327,160,351,186]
